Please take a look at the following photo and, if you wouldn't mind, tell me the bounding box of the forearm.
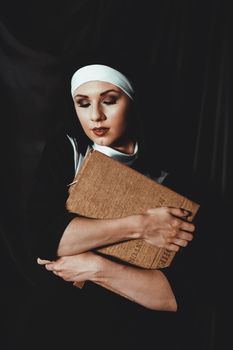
[92,257,177,311]
[40,252,177,311]
[57,215,140,257]
[57,206,194,258]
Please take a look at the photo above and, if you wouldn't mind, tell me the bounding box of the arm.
[28,131,194,261]
[57,207,194,256]
[38,252,177,311]
[93,258,177,311]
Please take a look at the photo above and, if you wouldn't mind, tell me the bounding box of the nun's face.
[73,81,134,153]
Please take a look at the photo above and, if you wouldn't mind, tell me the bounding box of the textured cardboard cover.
[66,150,199,290]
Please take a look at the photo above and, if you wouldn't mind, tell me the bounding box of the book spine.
[66,149,93,211]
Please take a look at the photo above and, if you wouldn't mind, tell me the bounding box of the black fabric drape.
[0,1,232,349]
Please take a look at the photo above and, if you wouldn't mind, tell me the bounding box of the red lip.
[92,128,109,136]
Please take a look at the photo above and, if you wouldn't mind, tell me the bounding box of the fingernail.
[182,209,191,216]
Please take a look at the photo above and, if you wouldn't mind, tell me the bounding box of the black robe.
[26,124,221,350]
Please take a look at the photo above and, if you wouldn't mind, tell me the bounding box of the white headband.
[71,64,134,99]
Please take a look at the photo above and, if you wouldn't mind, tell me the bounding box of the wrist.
[89,254,106,283]
[91,255,125,284]
[127,214,144,240]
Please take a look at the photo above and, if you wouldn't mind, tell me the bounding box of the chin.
[92,136,114,147]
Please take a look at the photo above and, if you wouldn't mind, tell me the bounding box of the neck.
[109,139,135,155]
[92,141,138,166]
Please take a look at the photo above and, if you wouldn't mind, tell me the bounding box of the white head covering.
[71,64,134,99]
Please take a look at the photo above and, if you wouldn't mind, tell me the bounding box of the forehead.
[73,81,121,97]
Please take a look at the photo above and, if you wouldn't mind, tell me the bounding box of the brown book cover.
[66,149,199,291]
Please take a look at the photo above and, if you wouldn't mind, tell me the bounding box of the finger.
[52,270,61,277]
[169,207,191,218]
[37,258,52,265]
[64,276,77,282]
[165,243,180,252]
[180,221,195,233]
[171,238,189,247]
[45,263,56,271]
[146,206,173,215]
[176,231,194,241]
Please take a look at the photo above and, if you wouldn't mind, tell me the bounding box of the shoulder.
[41,124,88,164]
[35,124,88,185]
[37,128,73,176]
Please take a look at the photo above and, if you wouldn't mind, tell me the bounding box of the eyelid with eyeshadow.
[102,96,118,103]
[75,95,118,106]
[75,98,89,105]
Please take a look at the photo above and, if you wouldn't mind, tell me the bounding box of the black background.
[0,1,232,349]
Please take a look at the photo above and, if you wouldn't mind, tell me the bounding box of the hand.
[37,252,102,283]
[139,207,195,252]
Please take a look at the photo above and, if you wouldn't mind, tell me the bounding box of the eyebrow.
[100,89,121,96]
[74,89,121,98]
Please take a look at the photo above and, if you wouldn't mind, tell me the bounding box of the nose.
[90,104,106,122]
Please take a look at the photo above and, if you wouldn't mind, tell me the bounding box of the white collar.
[92,142,138,166]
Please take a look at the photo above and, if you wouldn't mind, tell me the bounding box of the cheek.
[113,109,130,129]
[111,117,128,137]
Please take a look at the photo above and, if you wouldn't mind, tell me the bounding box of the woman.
[28,64,197,348]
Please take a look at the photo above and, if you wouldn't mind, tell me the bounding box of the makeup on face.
[73,81,133,153]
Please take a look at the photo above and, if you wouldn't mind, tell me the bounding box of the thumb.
[37,257,52,265]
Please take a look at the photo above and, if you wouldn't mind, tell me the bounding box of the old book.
[66,149,199,290]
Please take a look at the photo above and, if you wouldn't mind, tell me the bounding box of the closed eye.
[78,103,90,108]
[75,99,90,108]
[103,98,117,105]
